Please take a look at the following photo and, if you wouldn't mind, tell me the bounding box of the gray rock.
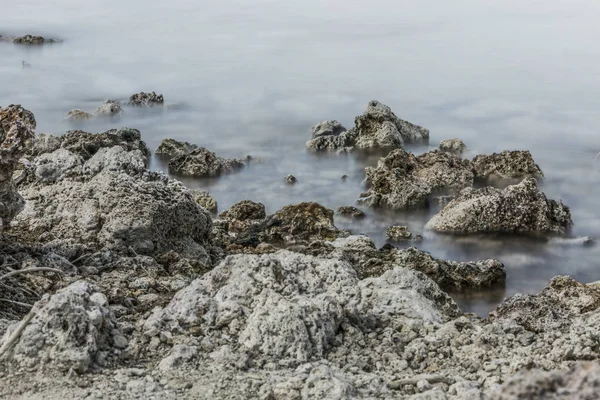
[386,225,413,241]
[50,127,149,160]
[336,206,366,219]
[158,344,198,371]
[12,34,58,45]
[95,100,123,117]
[306,100,429,152]
[0,104,36,227]
[311,120,347,138]
[223,200,266,221]
[426,178,572,235]
[192,190,218,214]
[1,281,122,373]
[128,91,164,107]
[439,138,466,155]
[284,174,297,184]
[472,150,544,186]
[264,202,339,244]
[168,147,244,178]
[155,138,198,159]
[65,109,93,121]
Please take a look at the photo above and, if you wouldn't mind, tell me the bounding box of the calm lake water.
[2,0,600,315]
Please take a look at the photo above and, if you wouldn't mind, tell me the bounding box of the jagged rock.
[95,100,123,117]
[488,362,600,400]
[306,101,429,152]
[144,251,460,368]
[65,109,93,121]
[472,150,543,186]
[439,138,466,155]
[490,276,600,333]
[12,34,57,45]
[359,149,473,210]
[0,104,36,227]
[192,190,217,213]
[426,178,572,235]
[310,120,347,138]
[284,174,297,184]
[264,202,339,244]
[386,225,413,241]
[1,281,123,373]
[223,200,266,221]
[155,138,198,159]
[128,91,164,107]
[336,206,366,219]
[169,147,244,178]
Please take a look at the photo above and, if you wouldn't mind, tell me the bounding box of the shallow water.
[2,0,600,315]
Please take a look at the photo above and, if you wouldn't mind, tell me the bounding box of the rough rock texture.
[306,101,429,152]
[284,174,297,184]
[359,149,473,210]
[488,361,600,399]
[439,139,466,155]
[264,202,339,244]
[128,91,164,107]
[472,150,544,186]
[12,34,57,45]
[65,109,93,121]
[95,100,123,117]
[386,225,413,241]
[14,129,212,261]
[192,190,217,214]
[155,138,198,159]
[311,120,347,138]
[336,206,366,219]
[426,178,572,235]
[223,200,266,221]
[0,105,36,227]
[1,281,125,373]
[169,147,244,178]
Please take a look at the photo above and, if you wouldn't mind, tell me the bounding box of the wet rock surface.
[169,147,244,178]
[95,100,123,117]
[306,100,429,152]
[264,202,340,244]
[439,138,466,155]
[336,205,366,219]
[386,225,414,241]
[155,138,198,158]
[426,178,572,235]
[12,34,58,45]
[128,91,164,107]
[472,150,544,186]
[192,190,217,213]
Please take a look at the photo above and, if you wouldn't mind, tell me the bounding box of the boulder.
[95,100,123,117]
[386,225,413,241]
[65,109,93,121]
[1,281,124,373]
[439,138,466,155]
[336,206,366,219]
[128,91,164,107]
[155,138,198,159]
[12,34,57,45]
[472,150,543,186]
[264,202,339,244]
[192,190,218,214]
[223,200,266,221]
[425,178,572,235]
[306,101,429,152]
[0,105,36,227]
[284,174,297,184]
[168,147,244,178]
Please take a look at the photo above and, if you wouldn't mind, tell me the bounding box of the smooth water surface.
[2,0,600,315]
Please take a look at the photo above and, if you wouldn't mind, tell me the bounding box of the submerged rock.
[306,100,429,152]
[95,100,123,117]
[169,147,244,178]
[128,91,164,107]
[386,225,413,241]
[426,178,572,235]
[359,149,473,210]
[65,109,93,121]
[155,138,198,159]
[0,104,36,227]
[472,150,543,186]
[12,34,57,45]
[439,138,466,155]
[284,174,297,184]
[336,206,366,219]
[1,281,124,373]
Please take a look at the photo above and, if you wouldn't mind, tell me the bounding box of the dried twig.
[0,267,64,282]
[0,311,35,359]
[0,298,33,308]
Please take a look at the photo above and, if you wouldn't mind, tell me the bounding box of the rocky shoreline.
[0,101,598,400]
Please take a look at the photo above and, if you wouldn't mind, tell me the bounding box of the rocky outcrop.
[264,202,340,244]
[336,206,366,219]
[95,100,123,117]
[386,225,414,241]
[192,190,217,214]
[439,138,466,155]
[128,91,164,107]
[472,150,543,186]
[155,138,198,158]
[65,109,93,121]
[306,101,429,152]
[358,149,473,210]
[1,281,125,373]
[0,105,35,227]
[12,35,58,45]
[426,178,572,235]
[169,147,244,178]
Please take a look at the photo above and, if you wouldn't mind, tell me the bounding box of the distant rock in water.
[12,34,58,45]
[65,109,93,121]
[426,178,572,235]
[169,147,244,178]
[386,225,414,241]
[336,205,365,219]
[192,189,218,214]
[472,150,543,186]
[94,100,123,117]
[284,174,297,184]
[128,91,164,107]
[155,138,198,158]
[306,100,429,152]
[439,138,466,155]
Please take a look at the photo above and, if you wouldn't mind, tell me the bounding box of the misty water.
[2,0,600,315]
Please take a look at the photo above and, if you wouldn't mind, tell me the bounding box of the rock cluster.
[128,91,164,107]
[306,101,429,152]
[12,34,58,45]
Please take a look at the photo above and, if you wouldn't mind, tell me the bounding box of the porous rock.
[128,91,164,107]
[65,109,93,121]
[1,281,123,373]
[311,120,347,138]
[155,138,198,159]
[264,202,339,244]
[192,190,218,214]
[439,139,466,155]
[95,100,123,117]
[426,178,572,235]
[386,225,412,241]
[0,104,36,227]
[472,150,543,186]
[169,147,244,178]
[12,34,57,45]
[336,206,366,219]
